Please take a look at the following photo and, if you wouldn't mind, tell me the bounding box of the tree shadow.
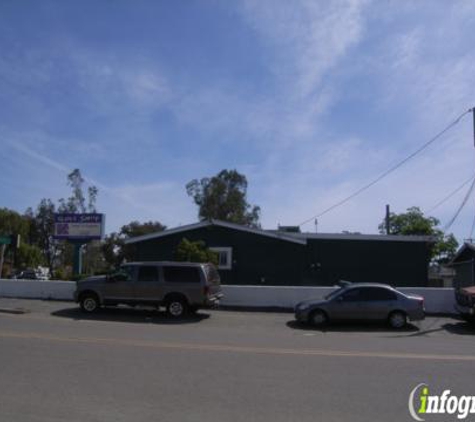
[52,306,210,325]
[286,319,420,333]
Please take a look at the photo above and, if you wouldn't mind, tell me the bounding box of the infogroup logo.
[409,383,475,421]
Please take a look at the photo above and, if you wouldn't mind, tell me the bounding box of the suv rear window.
[163,266,201,283]
[204,264,220,285]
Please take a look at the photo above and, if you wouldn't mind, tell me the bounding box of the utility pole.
[0,244,5,278]
[385,204,391,235]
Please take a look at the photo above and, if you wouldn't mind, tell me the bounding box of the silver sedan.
[294,283,425,328]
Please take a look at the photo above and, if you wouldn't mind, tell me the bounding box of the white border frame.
[210,247,233,270]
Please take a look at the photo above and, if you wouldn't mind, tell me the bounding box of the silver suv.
[74,261,223,317]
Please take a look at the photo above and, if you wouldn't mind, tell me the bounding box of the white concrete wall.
[0,279,75,301]
[0,279,457,314]
[220,286,457,314]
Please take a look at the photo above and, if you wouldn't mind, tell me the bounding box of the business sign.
[54,213,105,240]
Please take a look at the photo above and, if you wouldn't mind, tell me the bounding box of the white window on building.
[210,247,233,270]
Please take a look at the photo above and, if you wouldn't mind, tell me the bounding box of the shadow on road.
[390,316,475,338]
[286,320,419,333]
[441,321,475,336]
[52,306,210,325]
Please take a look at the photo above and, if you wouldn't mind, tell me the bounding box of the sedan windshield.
[325,288,343,300]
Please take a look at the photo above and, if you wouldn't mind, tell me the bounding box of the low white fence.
[0,279,75,301]
[0,279,457,314]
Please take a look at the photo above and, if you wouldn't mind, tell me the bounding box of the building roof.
[449,242,475,265]
[125,219,434,245]
[267,230,433,243]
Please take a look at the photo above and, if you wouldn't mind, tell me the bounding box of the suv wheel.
[80,293,100,313]
[166,297,188,318]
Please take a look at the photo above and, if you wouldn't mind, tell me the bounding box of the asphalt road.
[1,299,475,422]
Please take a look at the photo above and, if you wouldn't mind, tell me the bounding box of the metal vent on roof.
[277,225,301,233]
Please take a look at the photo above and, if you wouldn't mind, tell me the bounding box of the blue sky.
[1,0,475,241]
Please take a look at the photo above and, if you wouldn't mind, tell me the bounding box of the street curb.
[0,308,30,315]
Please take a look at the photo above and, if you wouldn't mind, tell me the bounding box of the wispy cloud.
[1,1,475,241]
[239,0,369,98]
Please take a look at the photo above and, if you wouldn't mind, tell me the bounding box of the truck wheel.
[166,297,188,318]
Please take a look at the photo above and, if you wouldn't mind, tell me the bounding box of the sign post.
[53,214,105,276]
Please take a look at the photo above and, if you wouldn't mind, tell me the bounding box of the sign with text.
[54,214,105,240]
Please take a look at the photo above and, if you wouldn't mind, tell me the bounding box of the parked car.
[294,283,425,328]
[455,286,475,322]
[74,261,223,317]
[11,268,49,280]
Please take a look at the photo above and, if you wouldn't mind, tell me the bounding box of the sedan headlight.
[297,303,310,311]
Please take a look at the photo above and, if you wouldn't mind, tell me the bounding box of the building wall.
[131,226,430,286]
[132,226,307,286]
[304,238,430,286]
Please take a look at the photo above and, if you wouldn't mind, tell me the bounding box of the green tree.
[379,206,458,263]
[186,169,261,228]
[27,169,100,275]
[0,208,32,276]
[58,169,98,213]
[26,199,59,274]
[174,238,218,265]
[102,220,167,268]
[16,243,46,270]
[0,208,30,239]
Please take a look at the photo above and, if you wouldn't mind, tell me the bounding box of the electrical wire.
[443,176,475,232]
[298,108,474,227]
[425,174,475,214]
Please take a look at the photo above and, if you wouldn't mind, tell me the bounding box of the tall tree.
[378,206,458,263]
[58,169,98,213]
[28,169,100,275]
[186,169,261,228]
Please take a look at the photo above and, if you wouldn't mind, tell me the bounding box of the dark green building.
[449,243,475,288]
[125,220,433,287]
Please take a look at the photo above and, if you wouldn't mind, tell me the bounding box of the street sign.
[0,236,11,245]
[53,213,105,240]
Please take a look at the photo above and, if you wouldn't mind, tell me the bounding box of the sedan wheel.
[388,311,407,329]
[309,309,328,327]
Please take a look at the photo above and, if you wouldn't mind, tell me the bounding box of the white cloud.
[102,182,196,232]
[239,0,369,99]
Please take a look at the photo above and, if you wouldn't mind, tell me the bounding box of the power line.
[425,174,475,214]
[299,108,474,227]
[443,176,475,232]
